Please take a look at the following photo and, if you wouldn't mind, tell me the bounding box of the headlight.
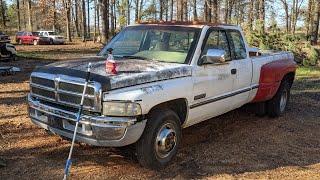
[103,102,142,116]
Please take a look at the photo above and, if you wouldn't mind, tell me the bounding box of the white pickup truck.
[28,21,297,169]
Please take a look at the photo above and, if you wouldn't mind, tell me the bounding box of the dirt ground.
[1,44,320,179]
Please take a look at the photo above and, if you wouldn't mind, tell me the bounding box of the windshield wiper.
[122,55,151,60]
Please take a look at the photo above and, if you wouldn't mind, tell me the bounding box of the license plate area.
[62,120,93,136]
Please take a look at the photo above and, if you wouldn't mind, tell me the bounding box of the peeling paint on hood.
[47,56,192,90]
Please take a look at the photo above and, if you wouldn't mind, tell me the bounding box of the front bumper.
[27,94,146,147]
[53,38,65,43]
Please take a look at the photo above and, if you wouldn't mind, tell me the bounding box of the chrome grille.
[32,77,55,88]
[30,72,102,112]
[59,82,95,95]
[31,86,55,100]
[59,94,95,107]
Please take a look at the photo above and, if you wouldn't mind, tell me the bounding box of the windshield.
[48,32,58,35]
[99,26,200,64]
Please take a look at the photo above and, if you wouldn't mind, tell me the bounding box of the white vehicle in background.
[37,31,65,45]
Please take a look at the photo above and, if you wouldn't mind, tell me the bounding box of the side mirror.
[201,49,226,65]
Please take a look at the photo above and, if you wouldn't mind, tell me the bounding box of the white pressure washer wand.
[63,62,92,180]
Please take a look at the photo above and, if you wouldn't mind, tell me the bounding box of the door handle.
[231,69,237,75]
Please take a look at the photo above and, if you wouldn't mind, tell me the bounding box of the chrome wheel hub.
[280,89,288,112]
[155,123,176,159]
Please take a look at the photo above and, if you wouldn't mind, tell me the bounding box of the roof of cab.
[131,20,234,28]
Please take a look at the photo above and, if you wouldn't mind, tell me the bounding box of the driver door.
[188,29,236,126]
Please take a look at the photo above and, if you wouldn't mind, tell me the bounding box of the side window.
[202,30,231,61]
[229,30,247,60]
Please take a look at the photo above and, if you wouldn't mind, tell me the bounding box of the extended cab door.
[188,28,237,126]
[226,29,254,108]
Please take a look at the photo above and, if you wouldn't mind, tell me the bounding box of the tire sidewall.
[152,118,181,164]
[268,81,290,117]
[136,109,182,169]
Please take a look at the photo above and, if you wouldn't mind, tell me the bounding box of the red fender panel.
[252,58,297,102]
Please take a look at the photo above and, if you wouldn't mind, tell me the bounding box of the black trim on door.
[190,85,259,109]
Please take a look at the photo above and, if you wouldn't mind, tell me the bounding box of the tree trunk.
[291,0,296,33]
[127,0,130,25]
[64,0,72,42]
[110,0,115,35]
[292,0,303,34]
[113,1,116,32]
[228,0,233,23]
[82,0,87,41]
[160,0,163,20]
[280,0,289,33]
[260,0,265,32]
[97,0,100,35]
[17,0,21,30]
[27,0,32,31]
[306,0,313,35]
[94,0,97,38]
[101,0,109,43]
[170,0,173,20]
[311,0,320,45]
[23,0,26,29]
[183,0,188,21]
[224,0,228,23]
[176,0,181,21]
[192,0,197,21]
[207,0,212,22]
[74,0,80,37]
[165,0,169,21]
[254,0,260,21]
[53,0,57,31]
[135,0,139,21]
[139,0,143,20]
[87,0,90,38]
[0,0,5,28]
[204,0,207,22]
[212,0,218,23]
[248,0,253,30]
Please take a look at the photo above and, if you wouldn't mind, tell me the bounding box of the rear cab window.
[227,30,247,60]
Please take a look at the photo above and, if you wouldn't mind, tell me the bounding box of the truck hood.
[35,56,192,90]
[51,35,64,38]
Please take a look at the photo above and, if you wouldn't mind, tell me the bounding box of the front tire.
[49,39,53,45]
[267,81,291,118]
[135,109,182,169]
[18,39,23,45]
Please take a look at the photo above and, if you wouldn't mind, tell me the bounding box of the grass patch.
[296,66,320,78]
[17,49,100,60]
[18,51,54,60]
[294,66,320,92]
